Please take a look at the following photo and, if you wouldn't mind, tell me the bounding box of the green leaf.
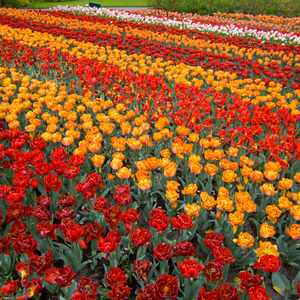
[204,177,212,194]
[199,220,214,233]
[64,281,77,300]
[249,218,261,235]
[276,235,288,256]
[75,259,93,273]
[147,261,159,280]
[289,262,300,271]
[196,234,210,256]
[287,250,300,263]
[100,186,114,198]
[292,270,300,288]
[43,280,59,294]
[221,263,230,283]
[292,160,300,173]
[272,272,291,295]
[190,278,204,299]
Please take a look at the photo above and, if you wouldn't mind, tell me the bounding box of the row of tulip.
[0,7,300,300]
[55,6,300,44]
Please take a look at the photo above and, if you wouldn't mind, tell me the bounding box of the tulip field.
[0,5,300,300]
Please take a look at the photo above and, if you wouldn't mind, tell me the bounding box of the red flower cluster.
[106,267,131,299]
[45,265,76,287]
[113,185,132,206]
[197,284,239,300]
[137,274,178,299]
[149,208,169,233]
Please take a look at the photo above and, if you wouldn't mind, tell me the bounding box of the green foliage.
[148,0,300,17]
[2,0,30,7]
[30,0,76,3]
[29,0,148,7]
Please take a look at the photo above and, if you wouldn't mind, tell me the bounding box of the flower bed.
[0,6,300,300]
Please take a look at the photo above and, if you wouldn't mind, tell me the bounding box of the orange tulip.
[219,159,232,170]
[65,121,77,130]
[92,155,105,168]
[120,121,132,135]
[290,205,300,221]
[111,159,123,170]
[160,158,171,168]
[264,170,279,181]
[164,162,177,178]
[278,196,293,210]
[46,124,57,133]
[260,183,277,196]
[189,154,201,164]
[243,200,256,213]
[139,135,151,146]
[132,127,143,137]
[41,132,52,142]
[116,103,126,112]
[141,122,150,132]
[205,164,218,176]
[62,137,74,147]
[52,132,62,143]
[153,132,164,142]
[146,157,160,169]
[278,178,293,190]
[255,241,279,258]
[266,205,282,223]
[177,126,190,136]
[73,148,87,156]
[188,133,199,142]
[135,160,148,171]
[116,167,132,179]
[286,224,300,240]
[218,187,229,197]
[233,232,254,249]
[200,139,210,148]
[214,149,226,160]
[181,143,193,155]
[125,110,136,119]
[171,141,183,155]
[108,173,115,180]
[265,161,281,172]
[136,170,151,181]
[113,152,125,161]
[111,137,126,151]
[127,138,142,150]
[217,196,234,212]
[100,123,115,134]
[133,116,146,127]
[137,179,152,191]
[240,165,253,177]
[160,149,171,158]
[234,191,251,203]
[259,223,275,238]
[250,170,264,183]
[228,211,244,226]
[88,143,101,153]
[204,149,215,160]
[222,170,237,183]
[166,181,179,191]
[210,139,221,148]
[200,192,217,210]
[227,147,239,156]
[184,203,201,218]
[189,163,203,175]
[166,190,180,203]
[294,173,300,183]
[182,184,198,196]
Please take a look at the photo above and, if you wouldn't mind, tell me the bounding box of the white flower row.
[53,5,300,45]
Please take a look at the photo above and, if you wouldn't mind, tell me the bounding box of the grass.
[29,0,148,9]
